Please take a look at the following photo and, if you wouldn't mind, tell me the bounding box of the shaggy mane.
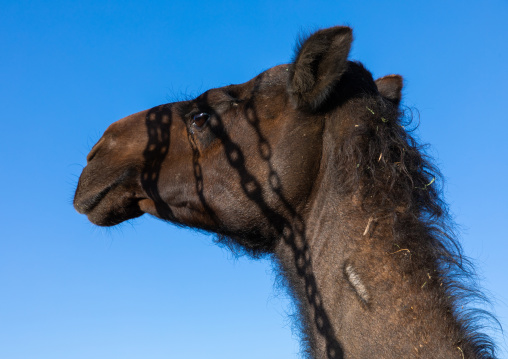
[336,95,499,358]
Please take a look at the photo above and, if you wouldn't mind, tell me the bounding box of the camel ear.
[375,75,403,106]
[288,26,353,111]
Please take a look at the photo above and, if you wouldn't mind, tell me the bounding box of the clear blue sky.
[1,1,507,358]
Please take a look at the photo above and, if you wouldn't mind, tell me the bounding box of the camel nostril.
[87,137,106,163]
[87,149,98,163]
[87,144,101,163]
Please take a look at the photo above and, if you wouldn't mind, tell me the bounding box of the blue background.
[1,1,507,358]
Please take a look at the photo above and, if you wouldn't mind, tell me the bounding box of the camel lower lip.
[84,196,145,227]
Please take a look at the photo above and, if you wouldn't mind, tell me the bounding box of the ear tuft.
[375,75,403,106]
[288,26,353,111]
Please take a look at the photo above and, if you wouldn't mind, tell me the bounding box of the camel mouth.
[74,168,145,226]
[74,187,145,227]
[74,182,115,215]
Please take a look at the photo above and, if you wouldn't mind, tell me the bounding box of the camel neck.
[273,196,478,359]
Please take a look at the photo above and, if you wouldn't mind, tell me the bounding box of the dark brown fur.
[74,26,497,358]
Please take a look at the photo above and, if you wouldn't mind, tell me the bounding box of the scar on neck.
[344,263,370,305]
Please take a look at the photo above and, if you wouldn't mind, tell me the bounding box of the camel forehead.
[231,64,290,97]
[251,64,290,91]
[192,64,290,108]
[257,64,291,85]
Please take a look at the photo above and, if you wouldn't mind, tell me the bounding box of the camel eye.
[192,112,210,129]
